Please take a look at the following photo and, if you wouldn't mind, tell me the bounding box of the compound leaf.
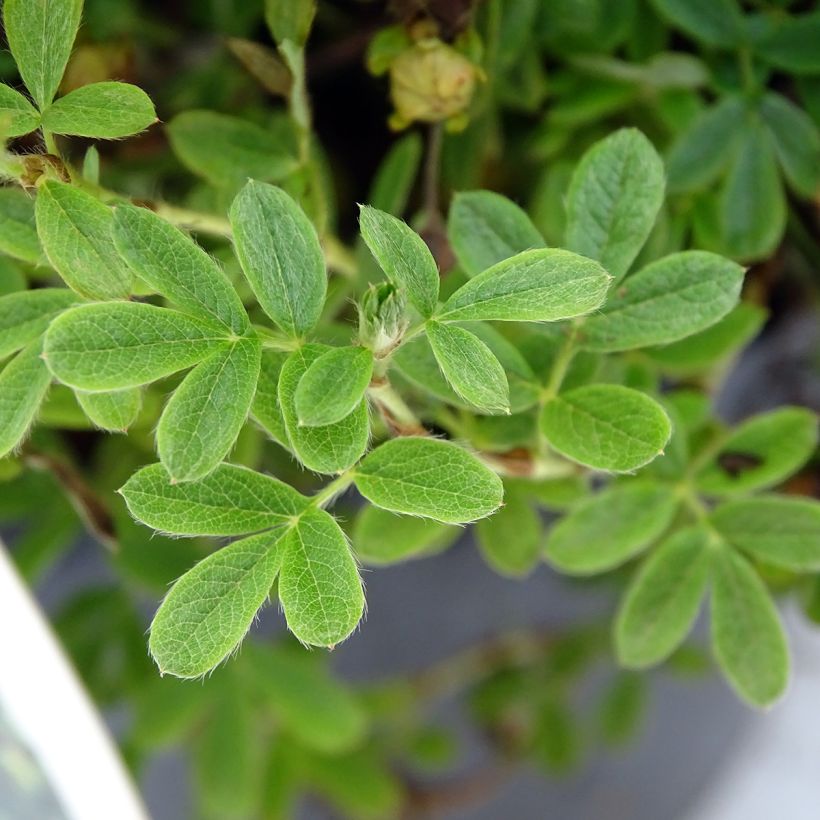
[36,180,132,300]
[156,336,261,482]
[44,302,230,391]
[149,530,285,678]
[540,385,671,473]
[278,508,364,647]
[230,181,326,338]
[438,249,610,323]
[354,437,503,523]
[113,203,248,333]
[0,288,78,360]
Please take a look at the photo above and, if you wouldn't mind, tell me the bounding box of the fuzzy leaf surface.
[0,84,40,136]
[0,288,77,360]
[0,189,41,264]
[0,340,52,458]
[76,387,141,431]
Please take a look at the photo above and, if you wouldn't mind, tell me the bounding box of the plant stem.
[368,379,428,437]
[311,471,355,508]
[543,324,578,401]
[422,122,444,227]
[42,128,59,157]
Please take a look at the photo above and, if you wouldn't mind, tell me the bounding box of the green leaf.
[3,0,82,109]
[579,251,744,352]
[149,530,284,678]
[696,407,818,496]
[0,84,40,136]
[245,643,367,753]
[427,321,510,414]
[0,188,41,264]
[44,302,230,391]
[294,346,373,427]
[616,527,712,669]
[438,249,610,323]
[546,482,678,575]
[541,385,671,473]
[666,96,745,194]
[720,119,786,262]
[755,11,820,75]
[278,344,369,474]
[645,302,766,373]
[0,288,77,360]
[711,545,789,707]
[251,349,290,447]
[278,507,364,647]
[265,0,316,46]
[447,190,545,278]
[35,180,132,300]
[476,489,541,577]
[76,387,140,431]
[710,496,820,571]
[121,461,307,536]
[650,0,743,47]
[230,181,326,338]
[358,205,439,318]
[113,204,248,333]
[156,336,261,482]
[167,111,298,189]
[40,82,156,138]
[354,437,503,523]
[352,505,458,565]
[760,91,820,198]
[565,129,665,282]
[0,340,52,458]
[597,672,646,746]
[366,132,422,215]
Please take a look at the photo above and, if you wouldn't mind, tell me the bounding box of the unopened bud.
[358,283,408,356]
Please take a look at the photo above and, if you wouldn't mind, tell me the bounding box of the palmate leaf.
[76,387,141,432]
[43,302,231,391]
[121,462,307,537]
[0,84,40,136]
[0,339,52,458]
[230,181,326,339]
[0,288,78,360]
[447,190,545,278]
[437,249,610,323]
[113,204,248,333]
[3,0,83,109]
[149,529,286,678]
[354,437,503,523]
[278,507,364,647]
[540,385,671,473]
[40,82,157,138]
[156,336,261,482]
[36,181,132,300]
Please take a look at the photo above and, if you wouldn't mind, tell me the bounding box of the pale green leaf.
[711,496,820,571]
[447,190,545,277]
[354,437,503,523]
[711,545,789,707]
[666,96,745,194]
[615,526,712,668]
[438,249,610,323]
[0,188,41,264]
[149,530,284,678]
[40,81,157,138]
[44,302,230,391]
[265,0,316,46]
[121,461,306,536]
[359,205,439,318]
[294,346,373,427]
[230,181,326,338]
[156,336,261,482]
[696,407,818,496]
[0,340,52,458]
[546,482,678,575]
[278,507,364,647]
[0,288,77,360]
[278,344,369,474]
[0,84,40,136]
[76,387,140,431]
[244,643,367,753]
[352,505,458,565]
[36,180,132,300]
[565,129,665,282]
[251,349,290,447]
[113,204,248,333]
[580,251,744,352]
[476,489,541,577]
[540,385,672,473]
[3,0,83,108]
[427,321,509,414]
[167,111,298,189]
